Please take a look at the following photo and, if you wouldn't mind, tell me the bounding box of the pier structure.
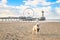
[0,17,37,21]
[0,17,20,21]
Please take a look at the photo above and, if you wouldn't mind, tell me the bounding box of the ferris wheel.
[23,8,34,17]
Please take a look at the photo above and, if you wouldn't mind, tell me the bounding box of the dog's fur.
[32,23,40,34]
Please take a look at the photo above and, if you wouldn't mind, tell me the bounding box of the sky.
[0,0,60,19]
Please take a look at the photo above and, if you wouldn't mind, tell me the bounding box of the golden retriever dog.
[32,23,40,34]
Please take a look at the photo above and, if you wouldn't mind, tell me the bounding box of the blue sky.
[0,0,60,19]
[7,0,25,6]
[7,0,57,6]
[46,0,57,2]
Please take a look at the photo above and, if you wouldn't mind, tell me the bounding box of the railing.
[0,17,36,21]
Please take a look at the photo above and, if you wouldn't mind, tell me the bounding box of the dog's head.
[36,23,40,27]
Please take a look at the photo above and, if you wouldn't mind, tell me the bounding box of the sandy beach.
[0,21,60,40]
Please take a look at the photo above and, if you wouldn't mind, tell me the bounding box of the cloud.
[0,0,8,7]
[1,0,7,5]
[24,0,38,6]
[45,7,60,19]
[0,6,21,17]
[0,9,15,17]
[55,7,60,15]
[0,5,31,17]
[38,0,53,6]
[24,0,54,7]
[57,0,60,2]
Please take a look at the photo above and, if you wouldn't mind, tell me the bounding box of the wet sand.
[0,21,60,40]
